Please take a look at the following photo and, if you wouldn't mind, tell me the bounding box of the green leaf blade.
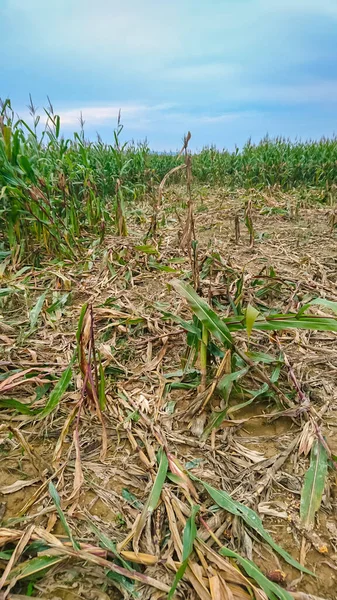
[219,546,293,600]
[38,364,73,419]
[171,279,233,346]
[197,478,313,575]
[300,440,328,529]
[246,304,260,338]
[29,291,47,330]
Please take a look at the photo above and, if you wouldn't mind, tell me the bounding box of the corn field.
[1,99,337,261]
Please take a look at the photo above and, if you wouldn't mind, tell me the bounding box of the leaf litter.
[0,185,337,599]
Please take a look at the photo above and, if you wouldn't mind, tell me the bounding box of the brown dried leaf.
[0,480,39,495]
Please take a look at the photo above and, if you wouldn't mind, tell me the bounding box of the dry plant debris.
[0,184,337,600]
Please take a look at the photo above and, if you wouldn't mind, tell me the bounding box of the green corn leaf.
[49,481,79,550]
[144,449,168,513]
[161,310,202,338]
[182,504,199,561]
[253,315,337,333]
[135,244,158,254]
[132,448,168,550]
[76,302,88,343]
[227,382,269,415]
[5,555,65,582]
[18,155,36,182]
[201,383,268,441]
[297,297,337,317]
[171,279,233,345]
[29,291,47,330]
[106,570,138,597]
[38,364,73,419]
[0,550,13,560]
[0,287,17,297]
[99,362,106,410]
[171,283,337,342]
[46,292,70,314]
[246,350,278,364]
[168,505,199,599]
[245,304,260,338]
[219,546,293,600]
[300,440,328,529]
[217,368,249,399]
[0,398,35,415]
[122,488,144,509]
[89,520,131,570]
[194,477,313,575]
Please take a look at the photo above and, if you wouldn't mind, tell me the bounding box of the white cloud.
[21,103,247,133]
[28,102,174,128]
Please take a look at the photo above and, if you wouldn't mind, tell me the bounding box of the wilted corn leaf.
[168,504,199,599]
[219,546,293,600]
[300,440,328,529]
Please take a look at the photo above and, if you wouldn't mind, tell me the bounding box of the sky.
[1,0,337,150]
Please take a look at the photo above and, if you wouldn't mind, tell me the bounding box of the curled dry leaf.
[0,479,39,495]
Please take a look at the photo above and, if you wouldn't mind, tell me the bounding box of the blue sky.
[1,0,337,150]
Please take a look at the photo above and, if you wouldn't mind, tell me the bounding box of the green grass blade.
[300,440,328,529]
[171,279,233,345]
